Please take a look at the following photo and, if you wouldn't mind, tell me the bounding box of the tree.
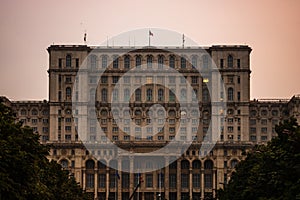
[218,118,300,200]
[0,102,90,200]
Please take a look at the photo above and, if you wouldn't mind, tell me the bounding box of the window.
[66,87,71,97]
[169,76,175,84]
[122,173,129,188]
[66,76,72,83]
[101,76,108,84]
[191,76,198,84]
[192,55,197,68]
[90,54,97,69]
[135,55,141,68]
[250,127,256,133]
[237,92,241,101]
[261,109,268,116]
[203,89,209,102]
[228,126,234,133]
[124,88,130,101]
[146,174,153,187]
[31,109,38,115]
[261,135,268,141]
[58,58,62,68]
[181,174,189,188]
[158,55,164,69]
[261,127,267,133]
[76,58,79,68]
[237,76,240,84]
[169,89,175,102]
[193,174,200,188]
[220,59,224,68]
[146,89,152,101]
[135,89,141,101]
[228,88,234,101]
[147,55,153,68]
[169,55,175,68]
[204,174,212,188]
[102,55,107,68]
[124,76,130,84]
[227,55,233,68]
[158,88,164,101]
[113,55,119,69]
[237,59,241,68]
[98,174,106,188]
[272,110,278,116]
[124,55,130,69]
[112,89,118,101]
[231,159,238,168]
[65,134,71,140]
[250,119,256,125]
[86,173,94,188]
[169,174,176,188]
[112,76,119,84]
[101,88,108,102]
[180,57,186,69]
[250,135,257,141]
[202,55,209,69]
[180,89,186,101]
[66,54,71,67]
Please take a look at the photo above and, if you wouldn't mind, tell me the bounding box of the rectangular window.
[250,135,257,141]
[58,58,62,68]
[261,127,267,133]
[237,59,241,68]
[204,174,212,188]
[181,174,189,188]
[65,126,71,131]
[124,76,131,84]
[250,127,256,133]
[220,59,224,68]
[192,174,200,188]
[146,174,153,188]
[112,76,119,84]
[122,173,129,188]
[66,76,72,83]
[158,136,164,140]
[42,127,48,133]
[169,174,177,188]
[169,76,176,84]
[157,173,164,188]
[191,76,198,84]
[76,58,79,68]
[227,126,234,133]
[261,135,268,141]
[86,174,94,188]
[65,134,71,140]
[124,135,130,141]
[101,76,108,84]
[98,174,106,188]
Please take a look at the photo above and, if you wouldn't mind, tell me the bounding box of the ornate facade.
[2,44,300,200]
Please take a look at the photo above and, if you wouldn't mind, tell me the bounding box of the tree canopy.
[218,118,300,200]
[0,102,90,200]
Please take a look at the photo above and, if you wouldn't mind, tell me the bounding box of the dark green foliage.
[218,118,300,200]
[0,103,90,200]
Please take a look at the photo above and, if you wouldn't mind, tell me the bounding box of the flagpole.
[148,30,150,46]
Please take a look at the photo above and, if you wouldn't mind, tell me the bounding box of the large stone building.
[2,44,300,200]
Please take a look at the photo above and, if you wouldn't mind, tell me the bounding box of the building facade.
[3,44,300,200]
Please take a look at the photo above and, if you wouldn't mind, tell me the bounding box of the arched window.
[181,160,190,169]
[86,160,95,169]
[124,88,130,101]
[124,55,130,69]
[147,55,153,68]
[192,160,201,169]
[146,89,153,101]
[231,159,238,168]
[204,160,213,169]
[180,56,186,69]
[66,87,71,97]
[228,87,234,101]
[135,89,141,101]
[169,55,175,68]
[101,88,108,102]
[158,55,164,69]
[180,89,187,101]
[31,109,38,116]
[101,109,108,116]
[203,89,209,102]
[60,159,69,169]
[101,55,107,68]
[112,89,118,101]
[90,54,97,69]
[66,54,71,67]
[158,88,164,101]
[113,55,119,69]
[227,55,233,68]
[135,55,142,68]
[192,55,198,68]
[21,109,27,115]
[98,160,106,169]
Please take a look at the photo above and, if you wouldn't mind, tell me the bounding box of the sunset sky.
[0,0,299,100]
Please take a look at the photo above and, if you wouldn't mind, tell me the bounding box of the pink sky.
[0,0,299,100]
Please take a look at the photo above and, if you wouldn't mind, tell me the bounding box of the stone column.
[94,170,98,200]
[164,157,169,200]
[177,159,181,200]
[106,167,109,200]
[201,170,204,200]
[189,167,193,200]
[83,169,86,191]
[129,156,134,196]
